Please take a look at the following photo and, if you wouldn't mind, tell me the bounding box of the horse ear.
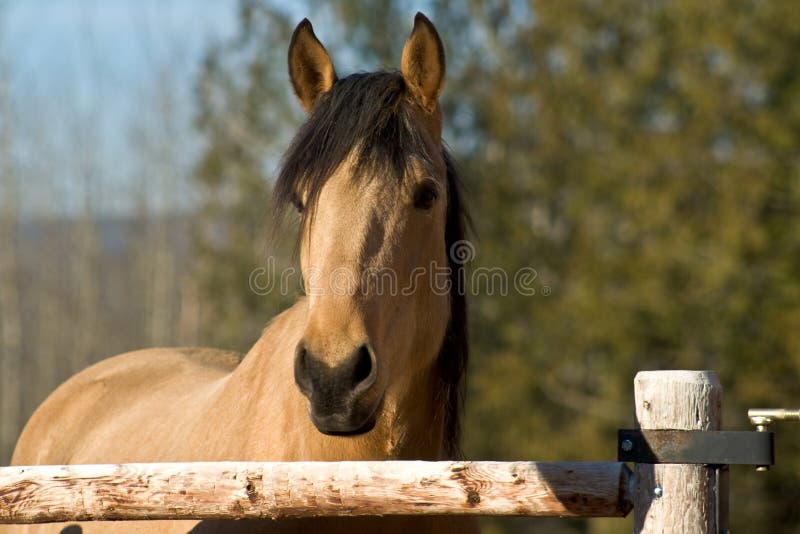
[288,19,337,113]
[401,13,446,113]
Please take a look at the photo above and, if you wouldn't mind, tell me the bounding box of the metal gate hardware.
[617,429,774,466]
[748,408,800,471]
[748,408,800,429]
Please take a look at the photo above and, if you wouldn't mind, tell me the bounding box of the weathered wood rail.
[0,460,631,523]
[0,371,732,532]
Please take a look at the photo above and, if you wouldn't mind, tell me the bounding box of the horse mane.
[439,150,469,459]
[273,70,469,459]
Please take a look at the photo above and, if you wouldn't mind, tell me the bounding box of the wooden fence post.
[633,370,726,533]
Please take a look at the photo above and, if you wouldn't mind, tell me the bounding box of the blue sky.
[4,0,238,94]
[2,0,241,216]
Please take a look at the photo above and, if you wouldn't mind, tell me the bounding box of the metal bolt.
[653,486,663,498]
[621,439,634,452]
[749,413,775,472]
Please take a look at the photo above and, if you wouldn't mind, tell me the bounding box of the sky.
[1,0,241,216]
[3,0,238,109]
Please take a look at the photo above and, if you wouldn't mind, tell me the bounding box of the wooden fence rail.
[0,460,632,523]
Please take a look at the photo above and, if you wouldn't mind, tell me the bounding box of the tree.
[448,2,800,532]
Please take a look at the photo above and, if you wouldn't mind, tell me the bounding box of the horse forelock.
[274,71,432,227]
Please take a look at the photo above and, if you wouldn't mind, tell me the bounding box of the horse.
[2,13,478,534]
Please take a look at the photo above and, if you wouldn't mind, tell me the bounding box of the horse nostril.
[351,344,376,391]
[294,342,312,395]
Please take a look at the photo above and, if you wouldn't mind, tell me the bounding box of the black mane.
[274,71,469,458]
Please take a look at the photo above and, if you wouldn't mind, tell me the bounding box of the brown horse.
[3,13,477,534]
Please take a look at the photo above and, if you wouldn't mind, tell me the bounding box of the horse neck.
[217,300,446,461]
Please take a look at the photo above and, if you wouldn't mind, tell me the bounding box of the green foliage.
[193,1,800,531]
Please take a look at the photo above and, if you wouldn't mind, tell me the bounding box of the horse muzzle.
[294,341,383,435]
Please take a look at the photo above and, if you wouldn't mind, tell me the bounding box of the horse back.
[10,347,243,466]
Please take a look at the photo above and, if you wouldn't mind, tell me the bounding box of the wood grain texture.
[633,370,724,534]
[0,461,632,523]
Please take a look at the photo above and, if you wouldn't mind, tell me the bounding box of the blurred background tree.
[192,2,299,349]
[2,1,799,533]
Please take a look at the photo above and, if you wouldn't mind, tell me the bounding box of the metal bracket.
[617,429,774,466]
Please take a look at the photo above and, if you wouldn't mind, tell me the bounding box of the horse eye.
[413,182,438,210]
[292,195,304,213]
